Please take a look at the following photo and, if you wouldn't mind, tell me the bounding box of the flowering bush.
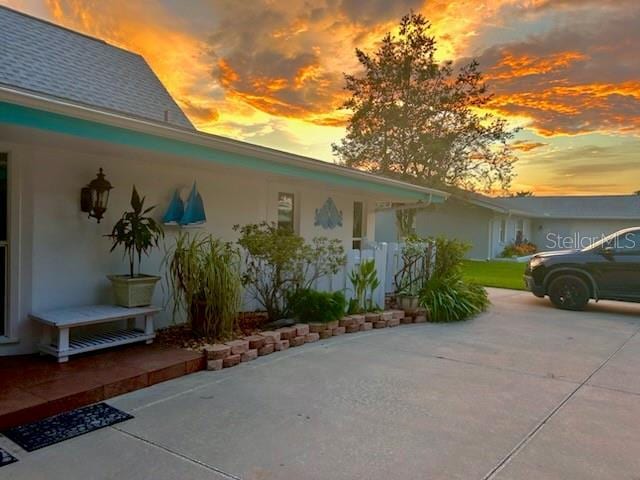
[500,241,537,258]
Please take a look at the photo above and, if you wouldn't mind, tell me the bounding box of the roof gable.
[0,6,193,129]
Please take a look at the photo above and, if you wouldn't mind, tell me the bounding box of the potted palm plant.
[107,186,164,307]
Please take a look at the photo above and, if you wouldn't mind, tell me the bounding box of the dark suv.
[524,227,640,310]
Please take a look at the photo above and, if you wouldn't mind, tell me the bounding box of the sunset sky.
[3,0,639,195]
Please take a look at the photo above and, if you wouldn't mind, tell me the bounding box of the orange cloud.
[489,81,640,135]
[488,51,587,80]
[218,59,240,89]
[511,140,547,152]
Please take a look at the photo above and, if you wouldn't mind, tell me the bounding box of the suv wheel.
[548,275,590,311]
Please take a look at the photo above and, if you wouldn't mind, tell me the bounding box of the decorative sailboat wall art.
[181,182,206,226]
[162,189,184,225]
[162,183,206,227]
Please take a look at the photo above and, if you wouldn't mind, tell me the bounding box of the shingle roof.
[493,195,640,220]
[0,6,193,129]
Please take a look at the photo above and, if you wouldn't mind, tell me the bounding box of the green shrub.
[348,259,380,313]
[417,237,489,322]
[419,275,489,322]
[234,222,345,320]
[288,289,346,324]
[432,236,471,279]
[500,241,537,258]
[165,233,242,338]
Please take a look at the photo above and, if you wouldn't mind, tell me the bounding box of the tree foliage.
[333,12,518,192]
[510,190,534,197]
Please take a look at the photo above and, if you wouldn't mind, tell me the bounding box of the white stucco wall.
[376,202,495,260]
[376,203,537,260]
[489,215,532,258]
[0,135,383,354]
[374,210,399,244]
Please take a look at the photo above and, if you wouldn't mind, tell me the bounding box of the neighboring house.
[0,6,447,355]
[494,195,640,252]
[376,193,533,259]
[376,191,640,260]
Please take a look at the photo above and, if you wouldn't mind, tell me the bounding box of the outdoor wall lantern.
[80,168,113,223]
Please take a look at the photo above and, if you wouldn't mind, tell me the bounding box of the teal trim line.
[0,101,445,202]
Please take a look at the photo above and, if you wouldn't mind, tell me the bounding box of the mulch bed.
[156,311,270,351]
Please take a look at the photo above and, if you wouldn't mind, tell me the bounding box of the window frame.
[276,191,296,233]
[499,218,507,244]
[612,230,640,254]
[352,200,365,250]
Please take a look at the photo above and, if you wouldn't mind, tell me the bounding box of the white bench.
[31,305,161,362]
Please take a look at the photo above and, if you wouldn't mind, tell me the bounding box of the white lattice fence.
[241,241,433,313]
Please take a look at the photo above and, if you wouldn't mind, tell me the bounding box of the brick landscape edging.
[202,308,429,371]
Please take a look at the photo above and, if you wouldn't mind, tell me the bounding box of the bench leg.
[144,315,154,344]
[58,327,70,363]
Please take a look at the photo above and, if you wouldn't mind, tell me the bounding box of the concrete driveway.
[3,288,640,479]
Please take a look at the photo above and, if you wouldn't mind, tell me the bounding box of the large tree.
[333,13,518,192]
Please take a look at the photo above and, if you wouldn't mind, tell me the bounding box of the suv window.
[610,230,640,253]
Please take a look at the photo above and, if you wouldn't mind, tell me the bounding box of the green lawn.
[461,260,527,291]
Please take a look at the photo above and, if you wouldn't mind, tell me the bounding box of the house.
[494,195,640,252]
[376,191,640,260]
[0,6,448,355]
[376,192,533,259]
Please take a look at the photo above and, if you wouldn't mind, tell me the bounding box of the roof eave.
[0,86,449,202]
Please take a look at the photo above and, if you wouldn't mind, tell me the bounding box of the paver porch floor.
[0,344,204,430]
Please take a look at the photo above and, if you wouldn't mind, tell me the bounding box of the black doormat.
[0,447,17,467]
[2,403,133,452]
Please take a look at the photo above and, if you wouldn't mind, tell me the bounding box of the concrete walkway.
[3,289,640,479]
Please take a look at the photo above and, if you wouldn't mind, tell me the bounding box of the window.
[277,192,295,232]
[613,230,640,253]
[499,218,506,244]
[0,154,7,336]
[352,201,364,249]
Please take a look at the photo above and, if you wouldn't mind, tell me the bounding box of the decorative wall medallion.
[315,197,343,229]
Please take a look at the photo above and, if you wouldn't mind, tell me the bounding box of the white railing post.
[374,243,387,309]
